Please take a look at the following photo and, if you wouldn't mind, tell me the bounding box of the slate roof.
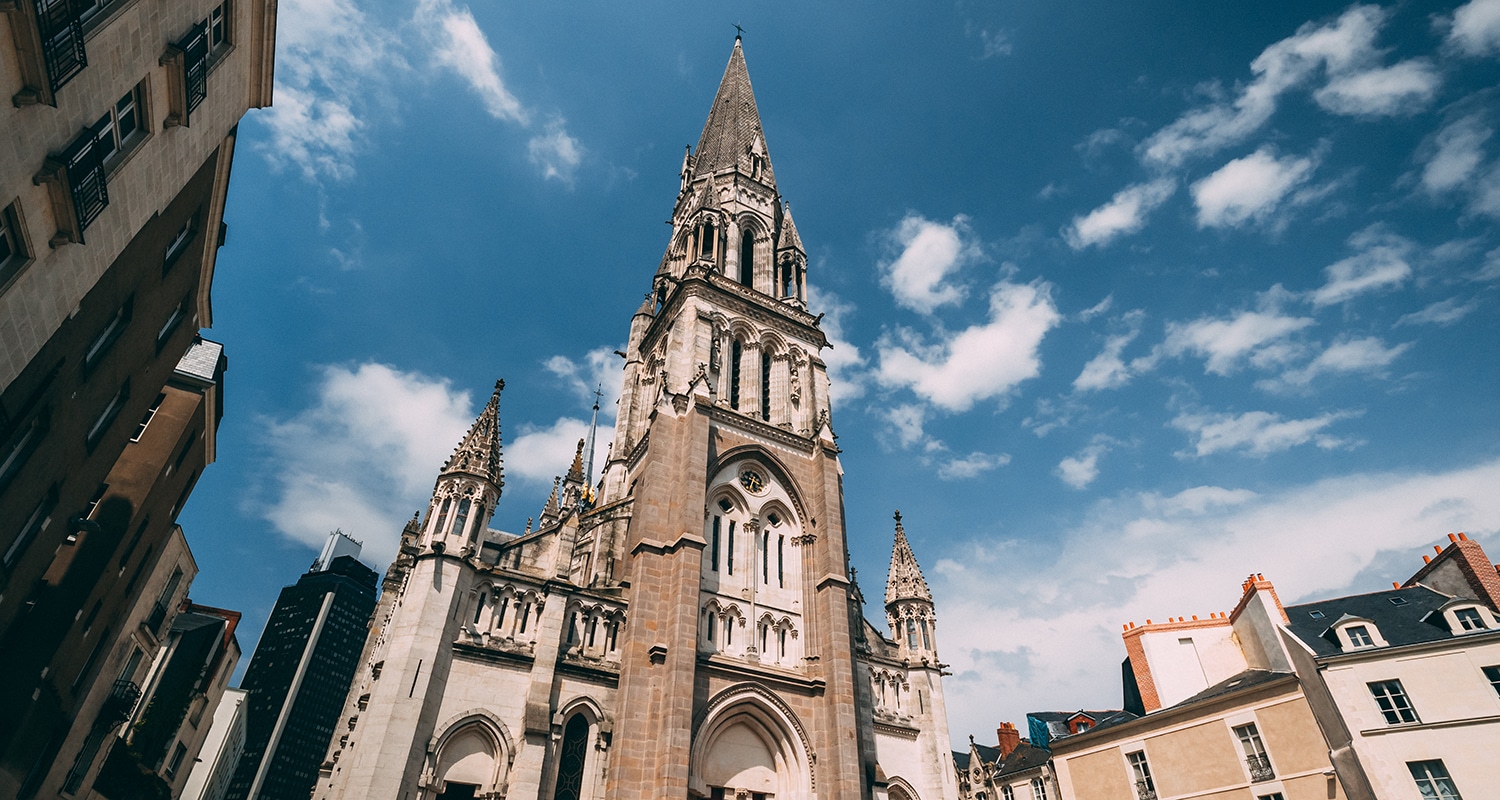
[174,337,223,382]
[994,741,1051,777]
[693,38,776,187]
[1173,669,1291,708]
[1283,584,1479,658]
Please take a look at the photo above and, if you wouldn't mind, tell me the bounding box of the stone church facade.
[312,40,958,800]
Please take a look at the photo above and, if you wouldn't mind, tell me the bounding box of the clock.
[739,469,766,493]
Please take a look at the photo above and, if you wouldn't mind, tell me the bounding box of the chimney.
[997,722,1020,758]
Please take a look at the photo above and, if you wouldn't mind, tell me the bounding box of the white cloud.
[1447,0,1500,57]
[934,459,1500,738]
[881,404,931,450]
[1141,6,1391,167]
[422,0,529,123]
[880,214,978,314]
[1396,297,1481,327]
[1057,441,1111,489]
[808,286,869,404]
[1263,336,1412,389]
[507,417,614,485]
[1159,308,1314,375]
[1063,179,1177,249]
[529,121,585,182]
[1074,311,1145,392]
[543,347,622,416]
[258,0,398,181]
[979,29,1013,59]
[1422,114,1493,195]
[257,363,476,563]
[1145,485,1259,516]
[876,281,1061,412]
[937,452,1012,481]
[1310,226,1413,306]
[1077,295,1114,322]
[1191,147,1316,228]
[1170,408,1359,456]
[1313,59,1441,116]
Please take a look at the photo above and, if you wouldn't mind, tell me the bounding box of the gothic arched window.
[700,220,717,258]
[452,499,471,538]
[760,354,771,421]
[730,342,743,410]
[552,714,590,800]
[434,498,451,535]
[740,231,755,287]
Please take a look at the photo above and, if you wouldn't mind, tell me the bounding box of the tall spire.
[440,379,505,489]
[885,510,933,605]
[580,386,602,501]
[693,38,775,187]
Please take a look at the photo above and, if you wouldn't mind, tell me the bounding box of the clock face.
[739,469,766,493]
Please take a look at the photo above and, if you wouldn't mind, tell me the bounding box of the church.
[312,39,959,800]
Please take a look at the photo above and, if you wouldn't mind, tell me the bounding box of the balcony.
[1246,754,1275,783]
[1134,781,1157,800]
[35,0,88,92]
[144,600,169,636]
[99,679,141,727]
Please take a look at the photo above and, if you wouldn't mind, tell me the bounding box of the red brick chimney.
[997,722,1020,757]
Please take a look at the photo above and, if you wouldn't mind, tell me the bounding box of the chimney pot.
[1393,582,1400,589]
[1192,615,1198,621]
[1146,619,1153,625]
[1449,533,1459,543]
[1423,555,1432,564]
[1435,545,1444,554]
[1459,532,1468,541]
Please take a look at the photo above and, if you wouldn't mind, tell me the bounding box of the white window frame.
[1368,679,1419,725]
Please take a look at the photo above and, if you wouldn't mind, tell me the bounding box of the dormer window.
[1455,608,1486,632]
[1346,625,1374,648]
[1332,617,1386,651]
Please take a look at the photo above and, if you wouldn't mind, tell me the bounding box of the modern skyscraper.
[312,39,958,800]
[0,0,276,794]
[226,533,378,800]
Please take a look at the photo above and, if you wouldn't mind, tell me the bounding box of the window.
[94,84,145,171]
[86,379,130,450]
[434,499,451,535]
[1369,680,1419,725]
[1407,760,1463,799]
[706,610,716,644]
[1308,610,1325,619]
[131,394,165,442]
[451,498,471,538]
[1454,607,1486,631]
[1233,723,1274,782]
[1345,624,1374,648]
[165,742,188,778]
[1,413,49,493]
[85,296,133,371]
[83,483,108,520]
[921,619,931,650]
[778,626,787,658]
[726,519,736,575]
[4,486,58,570]
[553,715,590,800]
[1256,795,1286,800]
[740,230,755,286]
[156,297,188,351]
[472,593,485,625]
[1389,596,1409,606]
[1482,665,1500,697]
[163,217,195,272]
[1001,788,1014,800]
[1127,751,1156,800]
[0,200,32,290]
[906,618,918,649]
[730,341,743,410]
[1030,777,1048,800]
[777,535,784,587]
[208,2,231,53]
[761,530,769,584]
[710,515,721,572]
[760,352,771,420]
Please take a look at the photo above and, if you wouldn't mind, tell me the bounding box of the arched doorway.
[433,726,498,800]
[691,686,813,800]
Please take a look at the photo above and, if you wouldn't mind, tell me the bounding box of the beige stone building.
[311,39,958,800]
[1,0,274,795]
[1279,534,1500,800]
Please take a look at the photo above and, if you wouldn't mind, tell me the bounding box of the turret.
[419,380,504,554]
[886,510,938,662]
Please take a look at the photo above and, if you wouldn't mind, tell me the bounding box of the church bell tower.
[600,37,871,800]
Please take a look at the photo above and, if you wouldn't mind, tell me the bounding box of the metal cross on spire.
[734,23,745,39]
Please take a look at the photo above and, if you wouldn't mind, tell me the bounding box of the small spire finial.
[734,22,745,40]
[893,509,902,526]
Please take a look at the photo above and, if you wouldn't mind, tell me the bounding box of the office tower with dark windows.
[225,533,378,800]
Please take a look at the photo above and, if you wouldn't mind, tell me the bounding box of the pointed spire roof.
[441,380,505,488]
[565,438,586,483]
[885,510,933,605]
[777,202,804,254]
[693,38,776,187]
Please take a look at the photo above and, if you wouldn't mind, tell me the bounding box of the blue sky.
[182,0,1500,740]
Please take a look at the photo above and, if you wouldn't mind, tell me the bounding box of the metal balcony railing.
[1246,754,1275,782]
[99,679,141,726]
[1134,781,1157,800]
[178,21,209,117]
[60,125,109,233]
[35,0,88,92]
